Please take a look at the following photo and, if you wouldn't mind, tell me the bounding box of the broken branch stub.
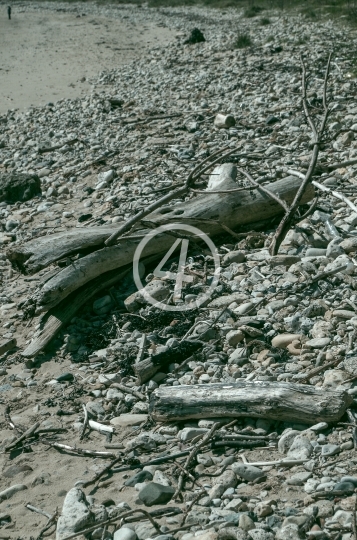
[149,381,353,424]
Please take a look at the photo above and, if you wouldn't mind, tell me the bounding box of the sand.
[0,3,172,114]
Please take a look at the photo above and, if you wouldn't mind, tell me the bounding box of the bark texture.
[149,381,353,424]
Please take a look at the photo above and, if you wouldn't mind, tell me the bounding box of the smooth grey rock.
[232,463,264,482]
[305,337,331,349]
[209,470,237,499]
[287,436,313,460]
[333,481,355,492]
[278,430,301,454]
[223,251,246,265]
[138,482,174,506]
[321,444,340,457]
[286,471,312,486]
[114,529,137,540]
[56,488,92,540]
[179,427,208,442]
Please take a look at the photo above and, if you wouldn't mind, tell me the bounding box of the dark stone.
[0,173,41,203]
[138,482,175,506]
[124,470,153,487]
[3,464,33,478]
[184,28,205,45]
[56,373,74,382]
[334,481,355,493]
[78,213,92,223]
[266,115,279,125]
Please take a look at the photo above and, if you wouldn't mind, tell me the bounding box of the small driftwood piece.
[134,340,202,385]
[150,381,353,424]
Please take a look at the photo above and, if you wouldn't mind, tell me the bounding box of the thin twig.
[269,53,332,255]
[61,509,161,540]
[25,504,52,520]
[5,421,40,451]
[79,404,89,441]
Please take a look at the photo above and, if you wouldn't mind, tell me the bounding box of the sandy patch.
[0,5,172,114]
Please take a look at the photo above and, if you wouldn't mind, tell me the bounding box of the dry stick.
[36,510,58,540]
[5,421,40,451]
[269,52,332,256]
[4,404,20,432]
[79,403,89,442]
[61,508,161,540]
[181,490,207,526]
[40,440,116,459]
[111,382,146,401]
[25,503,52,520]
[298,357,342,384]
[173,421,222,501]
[288,169,357,214]
[105,145,239,246]
[235,166,289,212]
[80,455,123,489]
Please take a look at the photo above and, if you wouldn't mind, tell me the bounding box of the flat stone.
[179,427,208,442]
[222,251,246,265]
[231,463,265,482]
[321,444,340,457]
[305,337,331,349]
[110,414,148,428]
[286,471,312,486]
[270,255,301,267]
[138,482,175,506]
[207,293,247,309]
[3,464,33,478]
[125,470,153,487]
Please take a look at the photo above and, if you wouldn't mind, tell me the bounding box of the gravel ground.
[2,3,357,540]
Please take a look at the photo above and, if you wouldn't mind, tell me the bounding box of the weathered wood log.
[6,225,122,275]
[149,381,353,424]
[142,166,314,232]
[21,266,131,358]
[29,168,314,312]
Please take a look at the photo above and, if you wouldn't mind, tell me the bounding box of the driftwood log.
[149,381,353,424]
[16,165,314,313]
[6,225,121,275]
[21,266,131,358]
